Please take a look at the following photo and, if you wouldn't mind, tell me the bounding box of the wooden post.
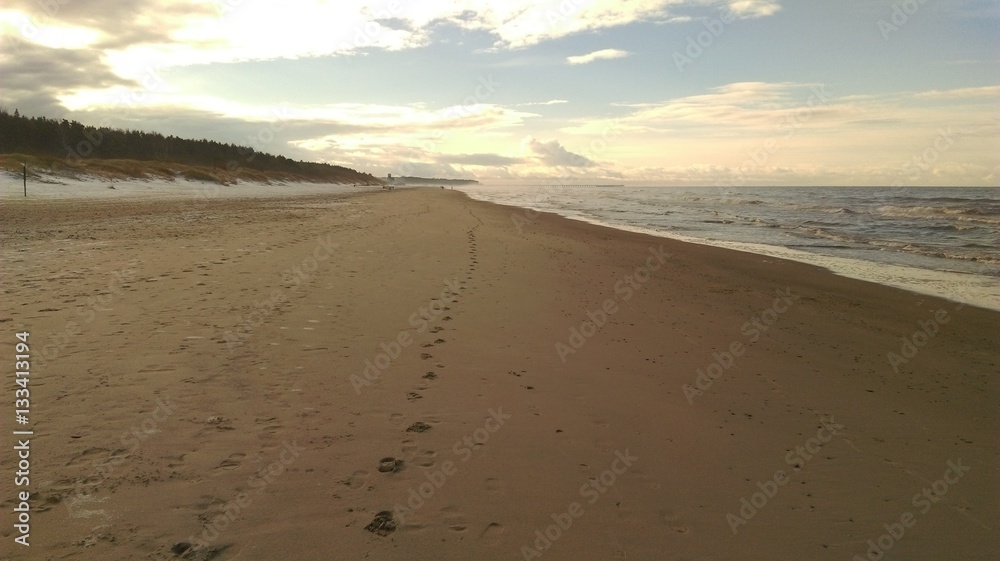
[23,163,27,197]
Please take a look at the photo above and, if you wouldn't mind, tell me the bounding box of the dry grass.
[0,153,380,185]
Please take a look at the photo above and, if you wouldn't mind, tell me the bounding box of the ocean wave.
[876,205,1000,226]
[862,239,1000,265]
[877,204,1000,217]
[462,185,1000,277]
[894,195,1000,205]
[717,198,766,206]
[805,205,858,214]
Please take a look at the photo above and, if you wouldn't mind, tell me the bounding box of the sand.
[0,187,996,560]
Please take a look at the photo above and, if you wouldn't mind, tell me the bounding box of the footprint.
[413,449,437,468]
[485,477,503,497]
[430,327,443,333]
[338,470,369,489]
[378,457,404,473]
[365,511,397,536]
[422,372,437,380]
[434,339,446,344]
[66,447,112,467]
[218,453,245,470]
[406,422,432,433]
[406,392,422,401]
[442,507,468,532]
[420,353,433,360]
[480,523,506,546]
[660,510,692,534]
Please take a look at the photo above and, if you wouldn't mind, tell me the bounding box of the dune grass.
[0,153,382,186]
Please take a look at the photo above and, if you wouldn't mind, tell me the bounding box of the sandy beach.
[1,187,996,560]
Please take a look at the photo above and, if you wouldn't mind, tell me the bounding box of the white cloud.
[2,0,785,74]
[519,99,570,106]
[522,136,595,167]
[558,82,999,186]
[912,86,1000,101]
[609,82,1000,140]
[725,0,782,19]
[567,48,631,65]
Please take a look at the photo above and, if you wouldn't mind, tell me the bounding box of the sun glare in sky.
[1,0,998,185]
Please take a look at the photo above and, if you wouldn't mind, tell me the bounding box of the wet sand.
[1,187,996,560]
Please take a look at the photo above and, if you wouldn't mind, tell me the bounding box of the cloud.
[1,0,785,74]
[0,40,138,116]
[3,0,217,49]
[522,136,595,167]
[562,82,999,186]
[610,82,1000,140]
[518,99,569,106]
[437,153,526,166]
[567,48,631,65]
[612,81,836,131]
[912,86,1000,101]
[725,0,782,19]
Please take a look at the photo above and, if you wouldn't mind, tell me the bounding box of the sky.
[1,0,998,186]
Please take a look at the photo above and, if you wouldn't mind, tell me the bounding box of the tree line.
[0,107,378,182]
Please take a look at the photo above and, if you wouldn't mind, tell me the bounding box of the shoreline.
[7,174,996,312]
[1,187,996,560]
[459,186,1000,312]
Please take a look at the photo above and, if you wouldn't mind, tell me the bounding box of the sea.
[458,185,1000,311]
